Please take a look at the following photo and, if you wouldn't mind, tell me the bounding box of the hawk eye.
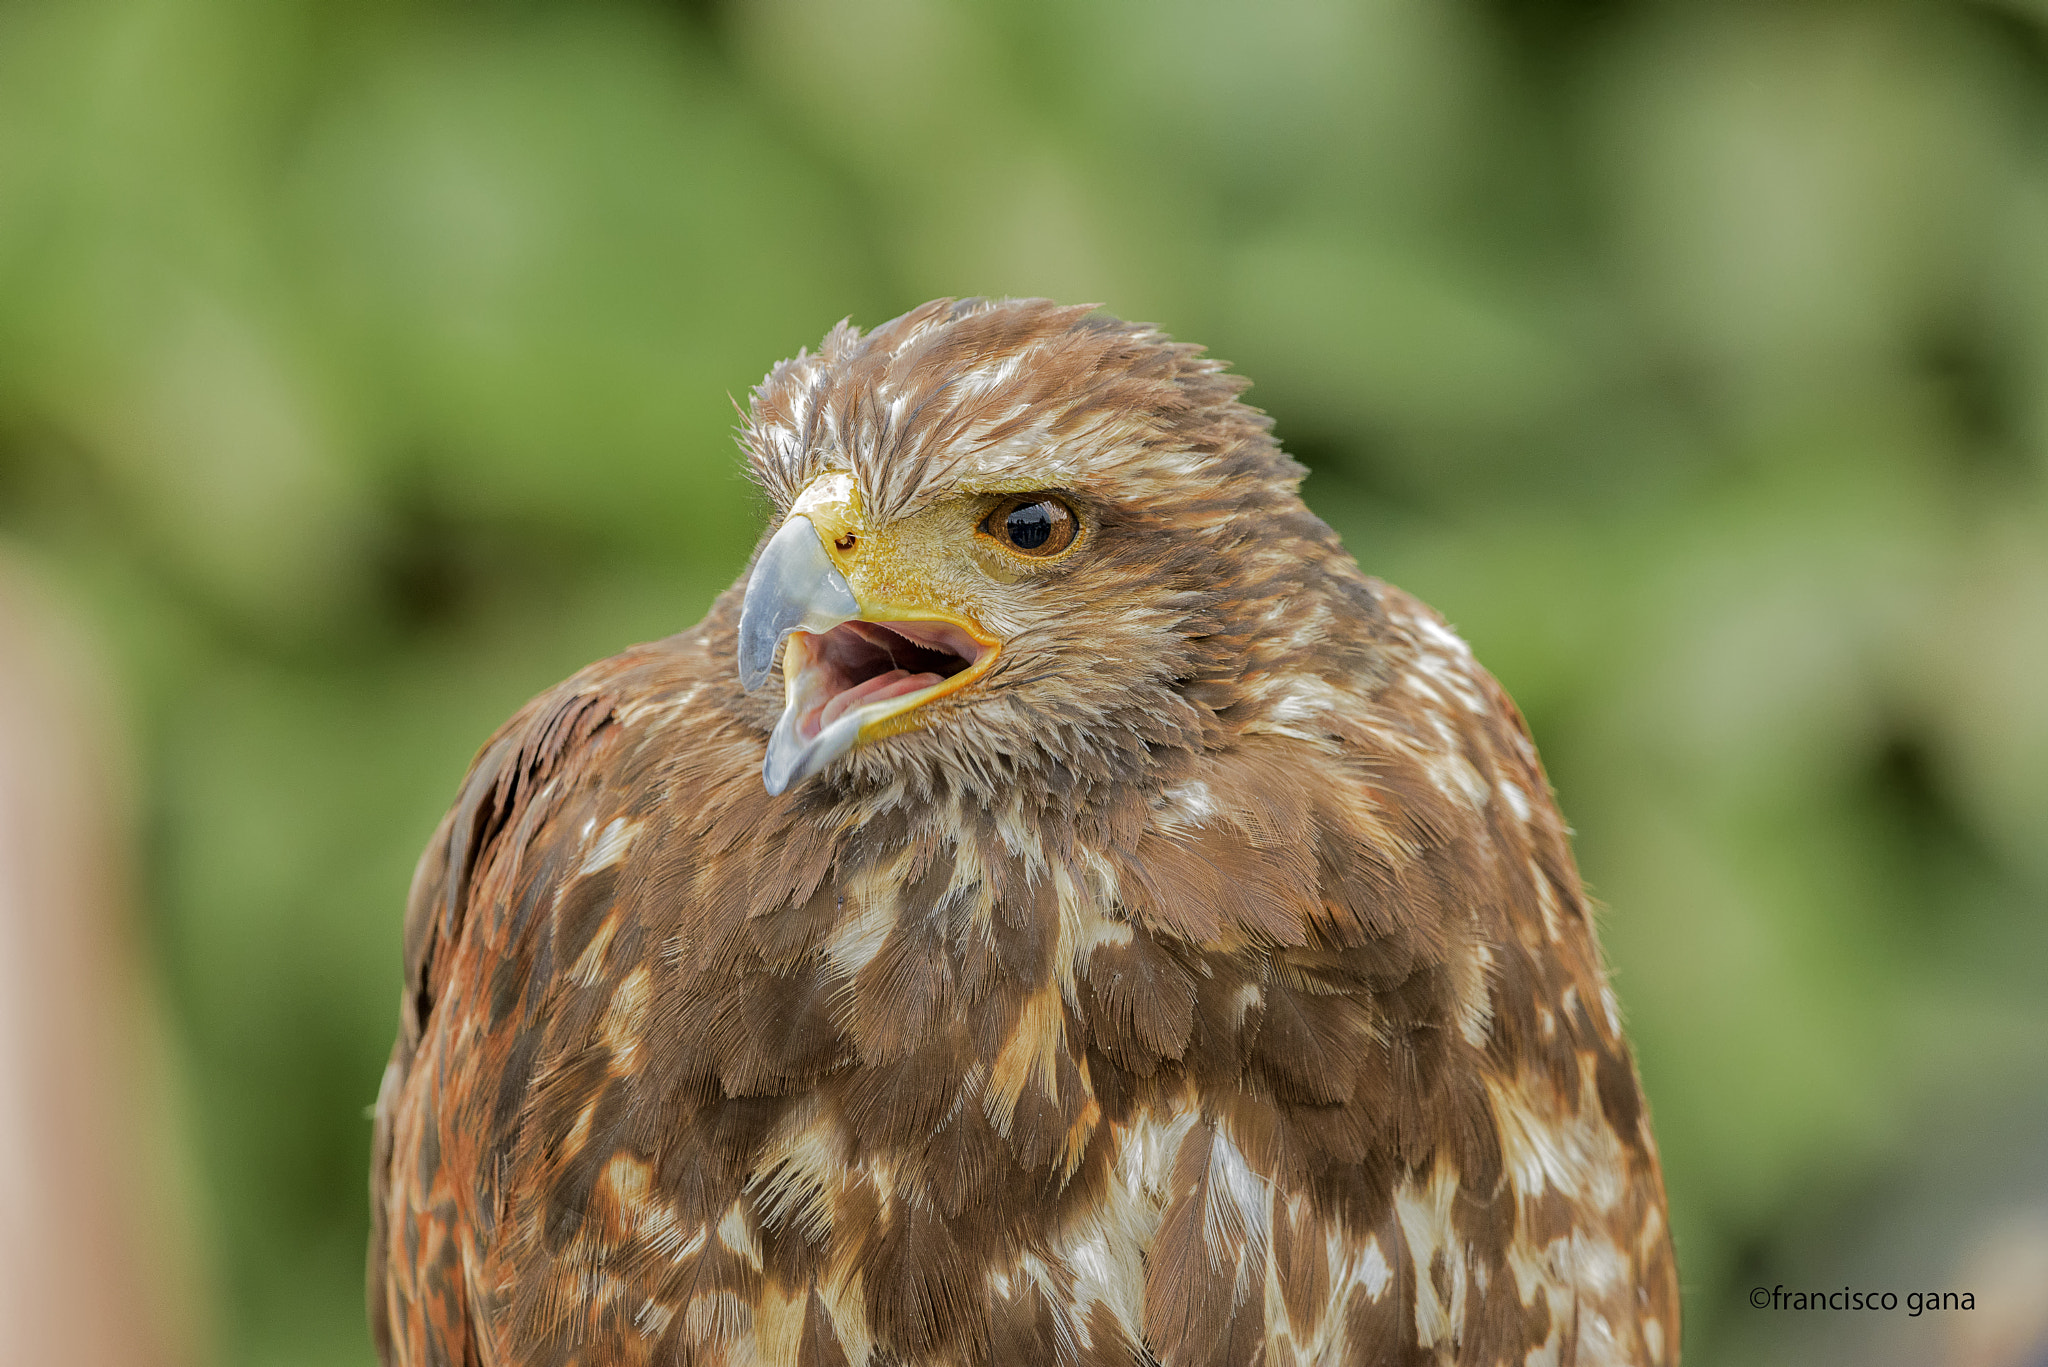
[982,495,1077,558]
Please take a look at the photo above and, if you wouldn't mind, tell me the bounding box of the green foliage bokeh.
[2,1,2045,1363]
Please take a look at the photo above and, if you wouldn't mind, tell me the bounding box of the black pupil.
[1005,502,1055,549]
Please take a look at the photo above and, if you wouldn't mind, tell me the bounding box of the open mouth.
[784,618,992,744]
[738,509,1005,795]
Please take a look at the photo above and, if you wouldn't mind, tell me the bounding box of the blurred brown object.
[0,554,195,1367]
[1946,1211,2048,1367]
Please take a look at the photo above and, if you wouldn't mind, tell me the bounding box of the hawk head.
[737,297,1361,798]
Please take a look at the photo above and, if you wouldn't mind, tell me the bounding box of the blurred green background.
[1,0,2045,1363]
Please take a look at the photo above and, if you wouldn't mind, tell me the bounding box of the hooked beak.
[737,512,999,795]
[737,516,859,692]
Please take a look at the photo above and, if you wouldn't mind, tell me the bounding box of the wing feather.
[372,671,626,1364]
[1119,585,1678,1364]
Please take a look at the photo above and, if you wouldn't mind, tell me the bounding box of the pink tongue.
[819,669,943,729]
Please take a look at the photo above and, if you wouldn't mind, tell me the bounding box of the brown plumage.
[370,298,1680,1366]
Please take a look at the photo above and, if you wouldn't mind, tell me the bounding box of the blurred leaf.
[291,4,880,556]
[1225,227,1594,450]
[1593,4,2009,413]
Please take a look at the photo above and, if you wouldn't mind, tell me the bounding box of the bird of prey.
[370,297,1680,1366]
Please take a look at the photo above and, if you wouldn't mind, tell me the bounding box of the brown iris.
[981,494,1077,558]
